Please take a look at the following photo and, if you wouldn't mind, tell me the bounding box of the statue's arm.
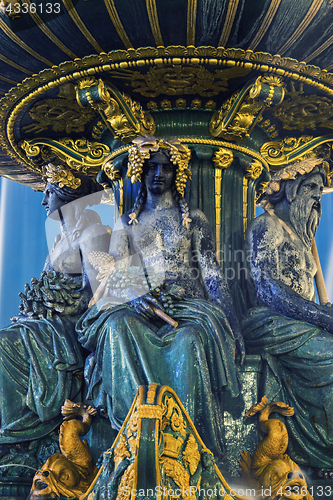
[247,214,333,333]
[191,209,245,360]
[79,223,111,293]
[108,215,132,265]
[108,214,163,319]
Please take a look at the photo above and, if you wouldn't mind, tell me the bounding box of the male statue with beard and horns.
[242,157,333,474]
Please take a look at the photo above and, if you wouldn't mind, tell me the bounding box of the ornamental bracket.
[75,77,155,143]
[20,137,110,173]
[209,76,285,142]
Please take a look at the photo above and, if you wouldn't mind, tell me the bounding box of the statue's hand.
[130,294,165,321]
[63,288,90,316]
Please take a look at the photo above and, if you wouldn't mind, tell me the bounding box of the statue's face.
[29,453,82,499]
[260,458,308,500]
[42,183,66,219]
[290,172,324,245]
[297,173,324,206]
[144,152,174,195]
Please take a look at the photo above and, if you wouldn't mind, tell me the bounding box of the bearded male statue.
[242,157,333,473]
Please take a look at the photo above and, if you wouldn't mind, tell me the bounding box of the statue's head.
[257,454,310,500]
[28,453,90,499]
[125,135,192,227]
[127,135,192,197]
[261,158,329,246]
[42,159,103,218]
[143,150,175,195]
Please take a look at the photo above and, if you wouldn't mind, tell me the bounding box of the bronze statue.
[243,157,333,471]
[239,396,313,500]
[76,135,245,465]
[0,161,110,448]
[29,400,97,500]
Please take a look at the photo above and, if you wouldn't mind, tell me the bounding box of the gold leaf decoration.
[213,147,234,169]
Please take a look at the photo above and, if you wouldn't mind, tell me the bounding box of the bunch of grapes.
[127,146,145,184]
[107,266,163,295]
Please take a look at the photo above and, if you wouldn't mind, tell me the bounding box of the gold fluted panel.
[25,0,78,59]
[62,0,104,53]
[145,0,164,46]
[187,0,197,46]
[0,53,32,74]
[0,18,54,66]
[104,0,133,49]
[305,34,333,65]
[0,75,18,85]
[218,0,240,47]
[276,0,324,55]
[247,0,282,51]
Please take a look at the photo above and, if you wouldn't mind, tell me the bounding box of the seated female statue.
[76,136,244,462]
[0,160,110,445]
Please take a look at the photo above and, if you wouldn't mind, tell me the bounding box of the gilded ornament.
[76,78,155,143]
[299,64,321,78]
[137,404,163,420]
[171,410,187,437]
[43,162,81,189]
[92,121,107,139]
[147,101,158,110]
[126,400,139,438]
[2,46,333,173]
[114,435,131,470]
[272,93,333,131]
[239,396,313,500]
[126,64,251,98]
[162,457,196,500]
[205,100,217,109]
[76,77,98,90]
[161,395,187,438]
[210,99,263,141]
[21,137,110,172]
[103,160,122,182]
[213,148,233,169]
[260,135,315,166]
[161,99,172,109]
[245,159,263,180]
[246,51,274,64]
[23,97,96,135]
[162,433,184,458]
[29,400,98,499]
[126,135,192,197]
[176,98,187,108]
[191,98,202,108]
[208,77,284,141]
[255,181,269,204]
[182,434,200,475]
[222,48,246,59]
[260,75,284,87]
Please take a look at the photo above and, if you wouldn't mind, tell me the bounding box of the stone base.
[0,477,32,499]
